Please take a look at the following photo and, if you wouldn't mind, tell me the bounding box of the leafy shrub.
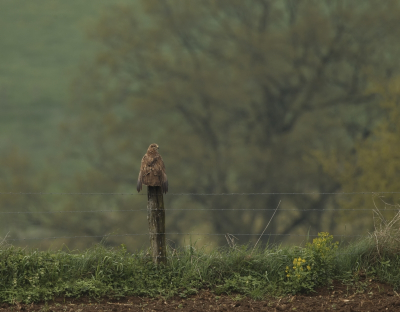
[281,232,338,294]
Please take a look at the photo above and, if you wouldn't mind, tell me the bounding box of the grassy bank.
[1,224,400,304]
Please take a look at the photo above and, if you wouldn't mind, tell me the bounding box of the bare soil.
[1,281,399,311]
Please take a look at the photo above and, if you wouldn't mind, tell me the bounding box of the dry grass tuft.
[0,232,10,249]
[368,196,400,260]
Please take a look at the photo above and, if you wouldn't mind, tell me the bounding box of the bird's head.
[147,143,159,154]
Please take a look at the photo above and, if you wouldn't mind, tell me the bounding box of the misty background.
[1,0,400,251]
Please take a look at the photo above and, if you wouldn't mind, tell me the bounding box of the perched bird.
[137,143,168,194]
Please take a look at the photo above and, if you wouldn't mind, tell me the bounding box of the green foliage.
[0,149,51,241]
[4,0,400,251]
[0,0,139,250]
[280,233,338,294]
[306,232,339,286]
[282,256,314,294]
[55,0,400,249]
[0,241,288,303]
[3,231,400,304]
[0,0,132,160]
[317,76,400,232]
[216,274,272,300]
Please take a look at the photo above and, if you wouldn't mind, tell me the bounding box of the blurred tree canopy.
[0,149,50,241]
[317,76,400,231]
[58,0,400,247]
[4,0,400,249]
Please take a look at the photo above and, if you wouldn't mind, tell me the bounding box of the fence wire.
[1,191,400,195]
[1,191,397,244]
[1,207,399,214]
[6,232,364,242]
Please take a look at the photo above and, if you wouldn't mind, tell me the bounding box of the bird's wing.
[136,171,142,192]
[158,155,168,194]
[137,153,168,193]
[136,154,147,192]
[162,171,168,194]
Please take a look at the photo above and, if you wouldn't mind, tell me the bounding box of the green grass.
[1,230,400,304]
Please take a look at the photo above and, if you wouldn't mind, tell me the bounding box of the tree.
[58,0,400,247]
[317,76,400,234]
[0,149,50,244]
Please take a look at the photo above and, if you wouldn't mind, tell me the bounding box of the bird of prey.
[137,143,168,194]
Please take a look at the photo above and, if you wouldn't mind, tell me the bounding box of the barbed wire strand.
[6,233,363,242]
[1,191,400,196]
[1,207,398,214]
[0,192,392,248]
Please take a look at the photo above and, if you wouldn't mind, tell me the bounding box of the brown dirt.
[1,281,400,312]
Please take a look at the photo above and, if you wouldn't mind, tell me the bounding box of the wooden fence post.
[147,186,166,264]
